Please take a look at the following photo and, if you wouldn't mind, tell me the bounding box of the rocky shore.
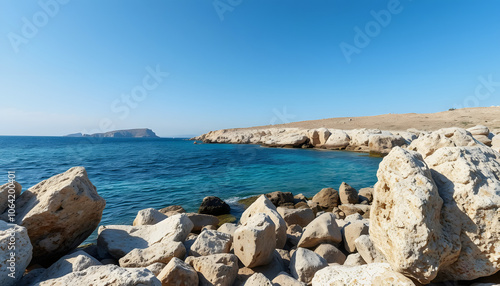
[1,127,499,285]
[192,125,500,156]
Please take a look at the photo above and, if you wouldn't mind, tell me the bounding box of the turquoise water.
[0,137,381,242]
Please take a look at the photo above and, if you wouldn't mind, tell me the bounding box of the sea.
[0,136,382,243]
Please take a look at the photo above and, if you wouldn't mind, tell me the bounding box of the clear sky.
[1,0,499,137]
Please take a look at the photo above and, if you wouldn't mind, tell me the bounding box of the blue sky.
[1,0,499,137]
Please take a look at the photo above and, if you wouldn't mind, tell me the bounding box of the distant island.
[66,128,160,138]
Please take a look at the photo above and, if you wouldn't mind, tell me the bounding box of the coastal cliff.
[66,128,160,138]
[193,107,500,155]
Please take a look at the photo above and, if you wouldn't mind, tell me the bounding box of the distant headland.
[65,128,159,138]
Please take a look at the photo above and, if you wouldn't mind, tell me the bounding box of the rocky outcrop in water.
[66,128,160,138]
[193,125,500,157]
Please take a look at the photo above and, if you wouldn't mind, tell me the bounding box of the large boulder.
[371,145,500,283]
[240,195,287,249]
[0,221,32,286]
[311,188,340,211]
[322,129,350,149]
[265,191,294,207]
[290,248,328,284]
[5,167,105,264]
[339,182,359,205]
[407,127,480,158]
[133,208,167,226]
[370,147,454,283]
[190,230,232,257]
[157,257,198,286]
[186,254,239,286]
[234,213,276,268]
[37,265,161,286]
[312,263,415,286]
[277,207,314,228]
[426,146,500,281]
[297,213,342,248]
[198,196,230,216]
[0,181,21,214]
[98,213,193,260]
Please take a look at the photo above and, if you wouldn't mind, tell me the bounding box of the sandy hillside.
[234,107,500,133]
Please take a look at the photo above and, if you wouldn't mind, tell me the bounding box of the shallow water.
[0,137,382,243]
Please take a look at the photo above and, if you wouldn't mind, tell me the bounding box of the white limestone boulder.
[370,147,455,283]
[234,213,276,268]
[240,195,287,249]
[426,146,500,281]
[6,167,105,264]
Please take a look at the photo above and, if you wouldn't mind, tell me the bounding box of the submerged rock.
[198,196,231,216]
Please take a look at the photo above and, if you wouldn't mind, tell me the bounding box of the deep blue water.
[0,136,382,243]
